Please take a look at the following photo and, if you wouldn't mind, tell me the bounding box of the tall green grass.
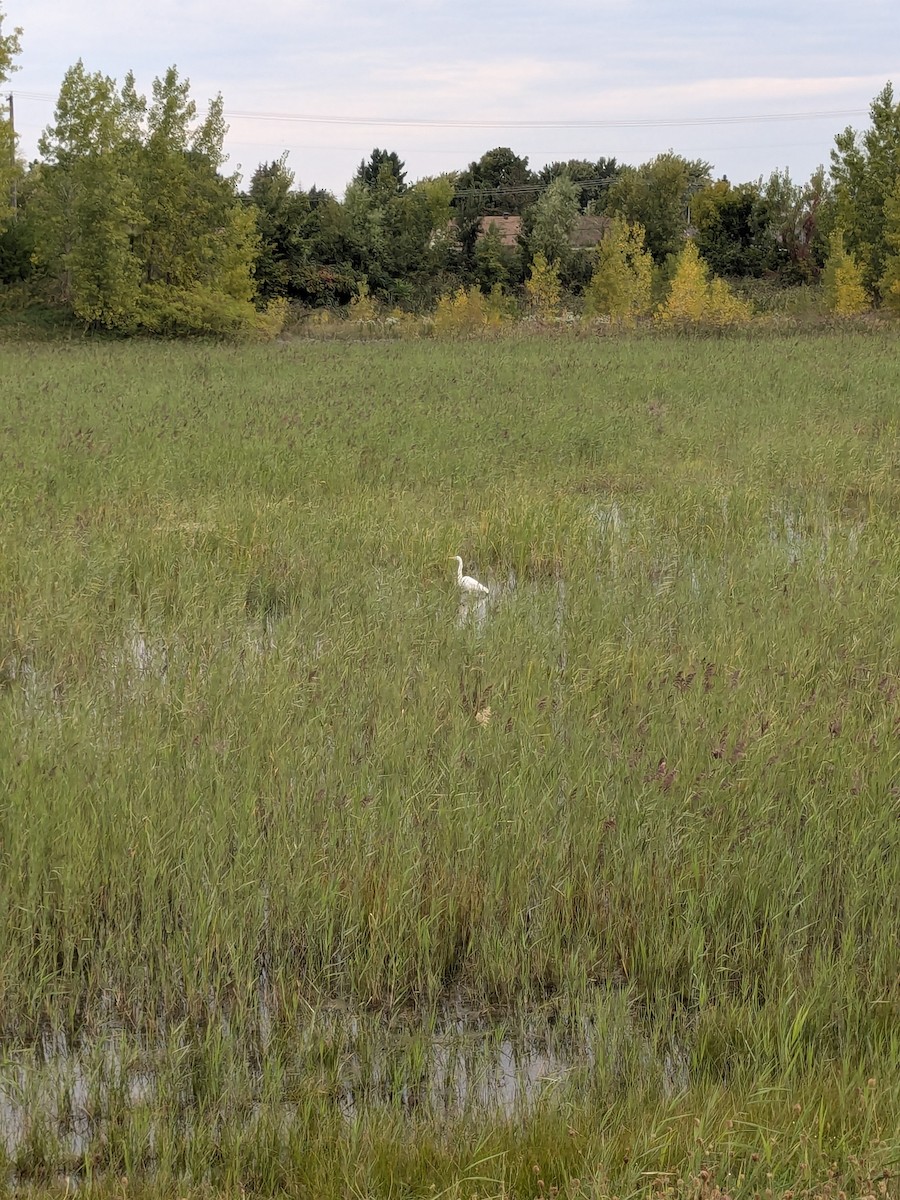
[0,331,898,1198]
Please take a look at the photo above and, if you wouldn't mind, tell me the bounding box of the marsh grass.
[0,332,898,1197]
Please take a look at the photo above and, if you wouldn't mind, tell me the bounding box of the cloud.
[8,0,897,192]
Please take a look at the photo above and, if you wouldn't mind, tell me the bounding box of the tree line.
[2,9,899,334]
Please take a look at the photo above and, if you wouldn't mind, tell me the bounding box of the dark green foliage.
[693,180,778,277]
[245,155,316,302]
[456,145,535,214]
[0,201,34,283]
[764,167,834,284]
[473,222,512,290]
[538,156,620,210]
[605,152,712,262]
[355,147,407,193]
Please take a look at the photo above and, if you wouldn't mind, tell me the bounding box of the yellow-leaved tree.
[583,216,652,324]
[525,252,561,320]
[656,240,753,326]
[822,229,869,315]
[349,278,378,321]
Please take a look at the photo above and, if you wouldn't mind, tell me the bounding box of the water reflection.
[0,1002,690,1166]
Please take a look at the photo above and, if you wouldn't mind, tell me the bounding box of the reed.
[0,330,897,1198]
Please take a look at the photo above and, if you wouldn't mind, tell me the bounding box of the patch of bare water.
[0,1003,690,1169]
[767,501,865,567]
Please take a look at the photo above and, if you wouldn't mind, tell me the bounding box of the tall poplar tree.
[34,61,141,327]
[831,82,900,297]
[0,5,22,233]
[32,61,261,332]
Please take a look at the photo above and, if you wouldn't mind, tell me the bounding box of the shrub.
[656,241,754,327]
[431,285,507,336]
[348,279,379,322]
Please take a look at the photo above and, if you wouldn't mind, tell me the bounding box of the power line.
[10,89,868,130]
[224,106,868,130]
[453,177,617,199]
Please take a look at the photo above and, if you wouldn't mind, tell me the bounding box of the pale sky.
[6,0,898,195]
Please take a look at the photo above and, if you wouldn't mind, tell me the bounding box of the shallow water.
[2,498,869,726]
[0,1002,689,1168]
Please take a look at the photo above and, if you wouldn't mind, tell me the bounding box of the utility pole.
[7,91,16,220]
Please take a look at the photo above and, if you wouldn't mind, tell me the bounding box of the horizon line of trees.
[2,8,900,333]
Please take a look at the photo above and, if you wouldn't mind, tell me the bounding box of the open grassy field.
[0,330,898,1199]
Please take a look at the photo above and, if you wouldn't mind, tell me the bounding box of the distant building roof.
[473,212,612,251]
[477,215,522,248]
[571,214,611,248]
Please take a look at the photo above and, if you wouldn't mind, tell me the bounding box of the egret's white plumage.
[451,555,489,596]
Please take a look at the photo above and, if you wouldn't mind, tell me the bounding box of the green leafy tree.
[538,157,619,210]
[604,152,711,263]
[246,155,315,302]
[125,67,261,330]
[296,192,357,306]
[831,82,900,296]
[583,215,652,322]
[415,173,455,228]
[0,5,22,233]
[34,61,263,333]
[0,161,37,282]
[379,186,434,294]
[413,173,457,274]
[34,61,142,327]
[880,176,900,313]
[473,221,511,291]
[763,167,834,283]
[134,68,234,287]
[341,176,386,280]
[692,179,777,277]
[340,168,435,301]
[528,174,579,273]
[456,147,535,215]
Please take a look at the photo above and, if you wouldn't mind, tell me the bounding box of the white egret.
[451,555,489,596]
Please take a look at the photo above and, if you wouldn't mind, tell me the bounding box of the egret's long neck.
[456,557,464,583]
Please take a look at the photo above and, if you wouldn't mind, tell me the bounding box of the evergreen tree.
[355,148,406,193]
